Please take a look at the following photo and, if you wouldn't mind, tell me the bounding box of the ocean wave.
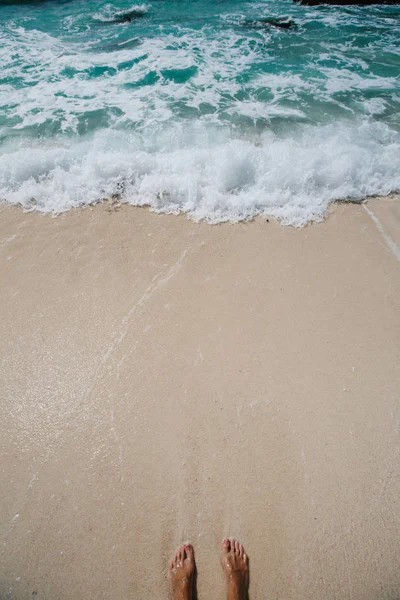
[1,0,399,225]
[1,120,399,226]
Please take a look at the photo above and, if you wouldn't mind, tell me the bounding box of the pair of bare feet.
[169,538,249,600]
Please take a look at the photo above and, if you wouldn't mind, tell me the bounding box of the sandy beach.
[1,197,399,600]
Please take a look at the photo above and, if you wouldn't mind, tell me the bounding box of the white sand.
[1,197,399,600]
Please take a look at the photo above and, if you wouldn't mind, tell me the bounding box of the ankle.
[226,579,247,600]
[172,578,192,600]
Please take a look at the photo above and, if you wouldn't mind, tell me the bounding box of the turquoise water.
[1,0,399,224]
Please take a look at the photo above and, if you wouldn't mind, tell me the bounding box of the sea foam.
[1,119,399,226]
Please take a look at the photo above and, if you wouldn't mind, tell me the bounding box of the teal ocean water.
[1,0,399,224]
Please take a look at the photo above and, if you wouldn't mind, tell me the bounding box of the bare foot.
[221,538,249,600]
[169,544,195,600]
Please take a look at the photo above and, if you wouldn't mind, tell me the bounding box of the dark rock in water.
[294,0,400,4]
[0,0,72,4]
[114,15,132,24]
[260,18,294,29]
[112,9,147,23]
[245,18,295,30]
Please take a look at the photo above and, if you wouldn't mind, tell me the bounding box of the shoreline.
[2,190,400,221]
[1,195,399,600]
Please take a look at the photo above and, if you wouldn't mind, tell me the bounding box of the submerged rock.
[0,0,74,4]
[245,18,295,30]
[0,0,65,4]
[111,9,147,24]
[115,15,132,24]
[295,0,400,4]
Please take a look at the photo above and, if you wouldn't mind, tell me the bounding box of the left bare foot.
[169,544,195,600]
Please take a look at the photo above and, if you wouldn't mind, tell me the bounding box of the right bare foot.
[221,538,249,600]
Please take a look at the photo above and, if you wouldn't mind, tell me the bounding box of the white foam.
[1,120,399,227]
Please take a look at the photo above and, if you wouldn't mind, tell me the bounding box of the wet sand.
[1,197,400,600]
